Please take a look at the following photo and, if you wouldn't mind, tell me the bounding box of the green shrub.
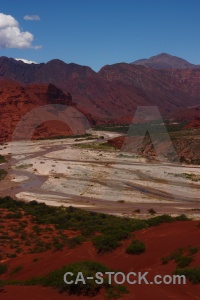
[188,247,199,255]
[161,256,171,265]
[126,239,146,255]
[0,263,8,275]
[106,285,129,299]
[0,155,6,163]
[174,267,200,284]
[148,208,156,215]
[102,228,130,240]
[52,240,64,251]
[161,249,182,266]
[176,255,193,268]
[3,261,129,298]
[92,235,121,253]
[39,261,107,295]
[33,258,38,263]
[171,248,184,261]
[67,236,86,248]
[171,248,195,269]
[6,253,17,258]
[180,156,186,163]
[10,265,23,275]
[32,225,42,235]
[0,169,7,180]
[4,212,23,219]
[161,246,196,268]
[175,214,189,221]
[0,196,191,255]
[146,214,173,227]
[0,279,4,293]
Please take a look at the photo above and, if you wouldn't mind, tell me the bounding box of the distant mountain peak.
[131,53,200,69]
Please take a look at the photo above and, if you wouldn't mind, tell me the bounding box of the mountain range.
[132,53,200,69]
[0,53,200,140]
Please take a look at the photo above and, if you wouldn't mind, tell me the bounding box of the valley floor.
[0,130,200,218]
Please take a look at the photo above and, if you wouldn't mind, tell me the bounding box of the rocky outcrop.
[0,80,87,141]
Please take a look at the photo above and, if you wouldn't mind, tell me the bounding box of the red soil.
[0,208,80,261]
[1,218,200,300]
[107,136,125,150]
[0,80,87,142]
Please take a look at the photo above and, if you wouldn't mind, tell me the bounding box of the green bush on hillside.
[174,268,200,284]
[126,239,146,255]
[0,263,8,275]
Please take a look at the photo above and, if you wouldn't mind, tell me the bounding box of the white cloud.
[24,15,40,21]
[15,58,37,64]
[0,12,42,49]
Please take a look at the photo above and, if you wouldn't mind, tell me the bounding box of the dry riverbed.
[0,130,200,218]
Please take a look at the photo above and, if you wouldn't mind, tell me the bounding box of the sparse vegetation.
[94,121,187,136]
[4,211,23,219]
[4,261,129,298]
[176,255,193,268]
[38,133,92,141]
[33,258,38,263]
[94,124,129,134]
[175,214,189,221]
[126,239,146,255]
[148,208,156,215]
[191,159,200,165]
[161,246,198,268]
[92,235,121,253]
[146,214,188,227]
[0,169,7,181]
[188,247,199,255]
[0,280,4,293]
[76,142,116,151]
[174,268,200,284]
[134,209,141,213]
[0,155,6,164]
[67,235,86,248]
[171,172,200,182]
[10,265,23,276]
[0,197,191,257]
[15,164,33,170]
[0,263,8,275]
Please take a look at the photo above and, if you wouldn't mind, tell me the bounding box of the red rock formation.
[0,57,200,127]
[171,105,200,128]
[0,80,87,141]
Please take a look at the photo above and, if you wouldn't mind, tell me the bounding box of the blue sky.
[0,0,199,71]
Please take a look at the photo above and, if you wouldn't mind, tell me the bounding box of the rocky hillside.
[0,80,87,141]
[0,56,200,126]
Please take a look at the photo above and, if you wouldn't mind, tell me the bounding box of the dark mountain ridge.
[0,54,200,137]
[132,53,200,69]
